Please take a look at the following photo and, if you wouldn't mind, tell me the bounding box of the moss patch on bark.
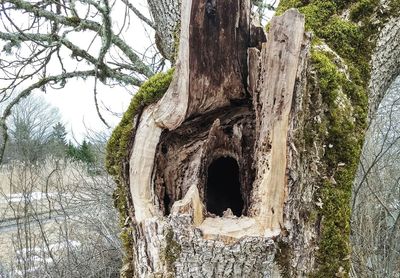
[310,47,366,277]
[276,0,400,276]
[163,229,182,275]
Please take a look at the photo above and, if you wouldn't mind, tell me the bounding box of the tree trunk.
[107,0,400,277]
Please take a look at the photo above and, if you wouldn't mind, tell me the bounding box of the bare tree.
[351,78,400,277]
[5,95,61,163]
[0,93,121,276]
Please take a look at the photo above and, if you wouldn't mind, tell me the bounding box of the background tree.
[67,139,96,165]
[351,78,400,277]
[0,0,162,161]
[49,122,68,160]
[0,93,122,277]
[5,95,61,163]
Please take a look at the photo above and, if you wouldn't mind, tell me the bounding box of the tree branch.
[120,0,155,29]
[5,0,154,77]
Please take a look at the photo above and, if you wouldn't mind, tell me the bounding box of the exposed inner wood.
[126,6,308,275]
[251,9,305,230]
[128,104,163,222]
[153,104,256,218]
[128,5,305,258]
[187,0,250,116]
[153,0,251,130]
[152,0,192,130]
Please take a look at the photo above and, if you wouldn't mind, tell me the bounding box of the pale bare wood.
[129,104,163,222]
[251,9,305,230]
[153,0,192,130]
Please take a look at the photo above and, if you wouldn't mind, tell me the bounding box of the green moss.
[120,227,134,277]
[113,179,135,276]
[163,229,182,274]
[299,2,337,31]
[275,0,302,15]
[320,17,363,61]
[389,0,400,14]
[309,48,367,278]
[350,0,379,22]
[287,0,400,85]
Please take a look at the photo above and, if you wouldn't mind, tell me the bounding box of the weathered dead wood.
[153,0,252,129]
[125,2,308,276]
[154,105,256,217]
[251,9,305,230]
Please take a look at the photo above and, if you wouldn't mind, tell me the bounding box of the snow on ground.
[0,192,67,204]
[0,191,95,204]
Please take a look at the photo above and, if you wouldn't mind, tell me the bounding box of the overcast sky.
[37,81,133,141]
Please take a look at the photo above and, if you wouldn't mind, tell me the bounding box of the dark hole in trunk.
[163,190,171,215]
[206,156,244,217]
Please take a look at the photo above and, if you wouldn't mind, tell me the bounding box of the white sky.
[37,81,133,141]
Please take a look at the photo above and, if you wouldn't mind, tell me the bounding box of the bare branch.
[120,0,155,29]
[4,0,154,76]
[93,77,111,128]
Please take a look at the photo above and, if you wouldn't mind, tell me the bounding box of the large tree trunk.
[107,0,400,277]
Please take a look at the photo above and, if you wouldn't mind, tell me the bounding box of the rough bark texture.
[106,0,400,277]
[369,15,400,117]
[148,0,181,61]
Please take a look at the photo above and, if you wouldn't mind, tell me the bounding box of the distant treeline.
[1,95,103,166]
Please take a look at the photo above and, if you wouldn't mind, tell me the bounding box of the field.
[0,161,122,277]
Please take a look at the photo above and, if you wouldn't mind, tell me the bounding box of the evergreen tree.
[50,122,68,159]
[66,140,95,165]
[79,140,95,164]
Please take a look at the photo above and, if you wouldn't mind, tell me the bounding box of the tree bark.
[110,0,400,277]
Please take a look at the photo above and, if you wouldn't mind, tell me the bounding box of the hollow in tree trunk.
[106,0,400,277]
